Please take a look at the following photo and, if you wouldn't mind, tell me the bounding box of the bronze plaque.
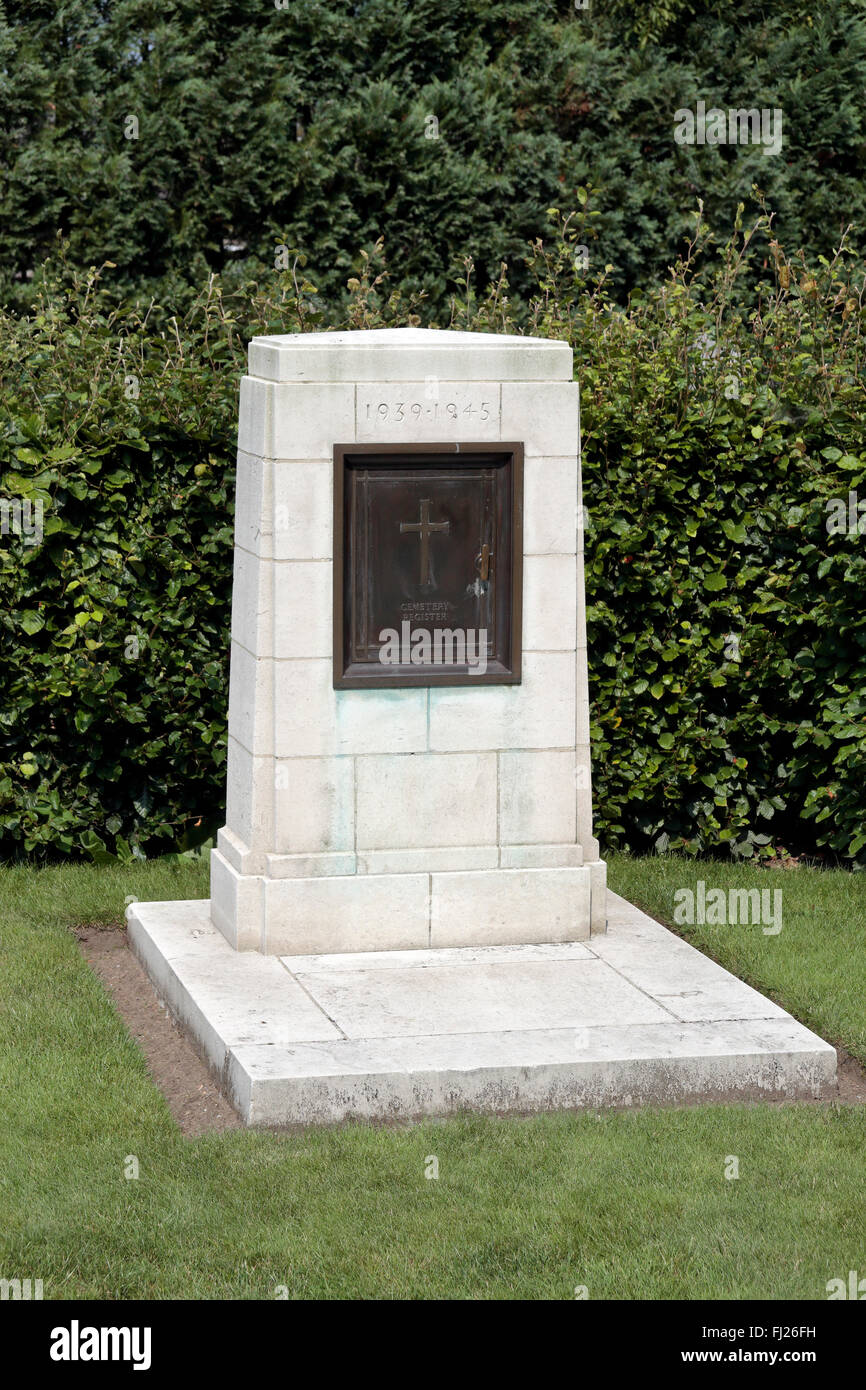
[333,442,523,688]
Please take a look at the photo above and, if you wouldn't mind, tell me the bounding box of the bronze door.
[333,443,523,688]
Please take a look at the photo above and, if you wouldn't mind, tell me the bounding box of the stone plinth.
[210,328,606,955]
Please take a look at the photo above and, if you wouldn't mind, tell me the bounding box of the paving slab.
[127,891,836,1126]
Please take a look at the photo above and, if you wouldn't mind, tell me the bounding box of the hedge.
[1,202,865,865]
[1,0,865,316]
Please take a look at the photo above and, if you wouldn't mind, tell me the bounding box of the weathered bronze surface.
[333,442,523,688]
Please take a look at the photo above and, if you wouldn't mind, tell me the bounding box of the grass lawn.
[1,853,864,1300]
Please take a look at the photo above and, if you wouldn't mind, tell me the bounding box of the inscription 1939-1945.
[333,442,523,688]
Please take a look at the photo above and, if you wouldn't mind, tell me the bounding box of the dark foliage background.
[0,0,864,315]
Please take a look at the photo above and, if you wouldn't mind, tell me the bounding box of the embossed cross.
[399,498,450,585]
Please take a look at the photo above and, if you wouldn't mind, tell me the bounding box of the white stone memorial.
[129,328,836,1125]
[210,328,606,955]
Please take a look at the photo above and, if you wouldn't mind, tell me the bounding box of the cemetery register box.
[334,441,523,687]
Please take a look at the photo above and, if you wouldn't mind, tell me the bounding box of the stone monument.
[210,327,606,955]
[129,327,835,1125]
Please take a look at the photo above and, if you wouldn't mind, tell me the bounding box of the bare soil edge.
[77,925,242,1135]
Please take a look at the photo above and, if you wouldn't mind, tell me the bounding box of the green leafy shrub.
[0,261,237,858]
[1,203,865,866]
[511,200,866,865]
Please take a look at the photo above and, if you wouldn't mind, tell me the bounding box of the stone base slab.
[127,891,836,1126]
